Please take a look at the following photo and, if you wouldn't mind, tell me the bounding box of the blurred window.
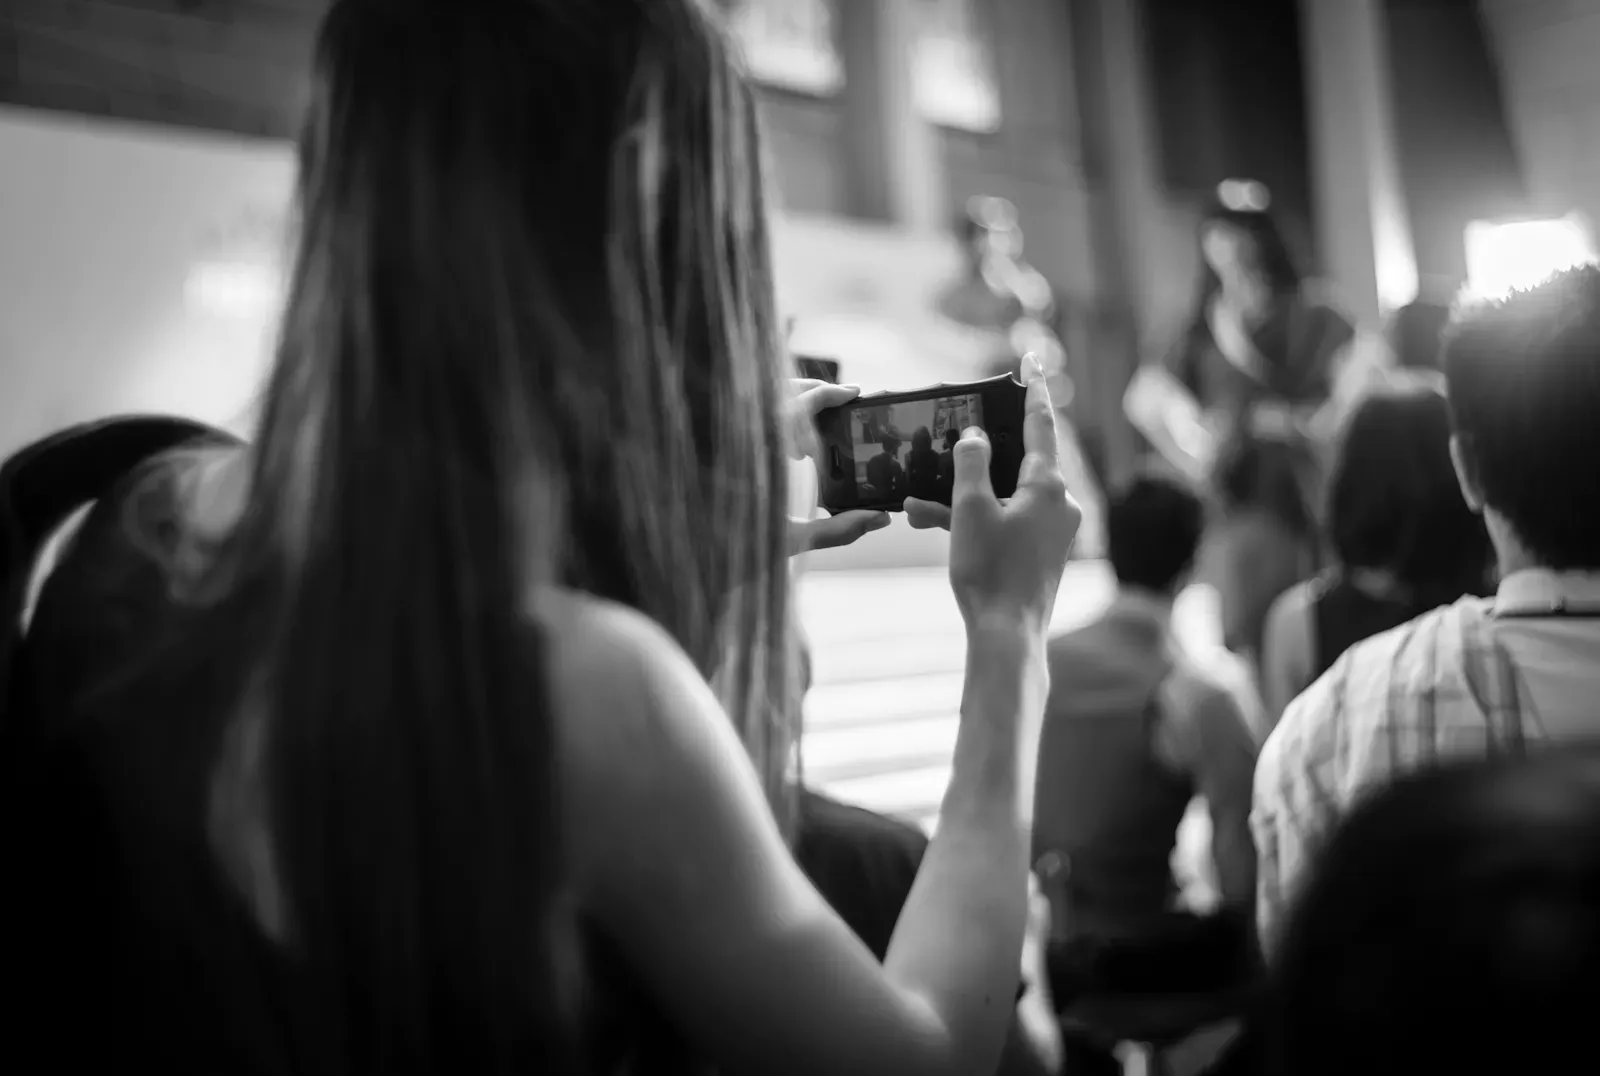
[727,0,845,96]
[912,0,1001,132]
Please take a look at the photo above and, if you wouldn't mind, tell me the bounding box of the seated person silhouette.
[1034,476,1259,1075]
[865,436,907,503]
[905,427,942,502]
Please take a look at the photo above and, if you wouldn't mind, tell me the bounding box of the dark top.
[796,790,1029,1011]
[1309,572,1434,679]
[1163,291,1354,533]
[795,790,928,960]
[905,447,943,504]
[865,452,907,502]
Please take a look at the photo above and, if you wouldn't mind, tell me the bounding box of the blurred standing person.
[1260,377,1493,723]
[940,195,1106,556]
[1125,181,1375,668]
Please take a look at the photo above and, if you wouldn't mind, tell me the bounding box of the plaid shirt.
[1251,570,1600,950]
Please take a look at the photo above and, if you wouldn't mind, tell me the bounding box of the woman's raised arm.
[556,360,1077,1076]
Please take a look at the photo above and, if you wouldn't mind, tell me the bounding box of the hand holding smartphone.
[811,373,1029,513]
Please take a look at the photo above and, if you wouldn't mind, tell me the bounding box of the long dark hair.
[1187,191,1305,330]
[1324,377,1492,605]
[204,0,793,1069]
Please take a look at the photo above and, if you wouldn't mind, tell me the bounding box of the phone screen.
[848,393,984,505]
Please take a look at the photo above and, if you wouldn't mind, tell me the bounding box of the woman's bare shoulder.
[531,592,718,780]
[531,590,754,891]
[533,590,690,707]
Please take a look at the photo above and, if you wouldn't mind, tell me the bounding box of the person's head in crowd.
[225,0,794,1063]
[1268,748,1600,1076]
[1325,376,1493,606]
[1443,265,1600,575]
[879,436,902,459]
[943,429,961,452]
[1386,299,1452,371]
[1192,180,1303,316]
[912,427,934,455]
[1106,474,1205,598]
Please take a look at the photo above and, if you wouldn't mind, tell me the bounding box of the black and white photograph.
[5,1,1600,1074]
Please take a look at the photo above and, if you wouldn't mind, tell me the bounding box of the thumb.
[951,426,994,501]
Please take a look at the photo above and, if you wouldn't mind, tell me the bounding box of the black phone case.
[812,373,1028,513]
[795,356,842,384]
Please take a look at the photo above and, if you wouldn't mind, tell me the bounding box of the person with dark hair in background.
[1125,181,1374,670]
[1386,297,1453,372]
[1034,475,1260,1076]
[1267,748,1600,1076]
[866,435,908,503]
[905,426,942,502]
[2,2,1081,1073]
[1254,265,1600,953]
[1260,376,1493,722]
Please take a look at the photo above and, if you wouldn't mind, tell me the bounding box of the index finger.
[793,382,862,418]
[1021,353,1060,464]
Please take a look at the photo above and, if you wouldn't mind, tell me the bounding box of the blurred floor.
[797,558,1253,902]
[797,560,1251,1075]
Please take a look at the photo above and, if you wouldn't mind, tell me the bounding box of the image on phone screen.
[849,393,984,505]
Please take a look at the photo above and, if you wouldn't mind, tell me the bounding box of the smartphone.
[812,373,1027,512]
[796,356,842,384]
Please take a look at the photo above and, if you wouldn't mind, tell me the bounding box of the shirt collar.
[1494,569,1600,616]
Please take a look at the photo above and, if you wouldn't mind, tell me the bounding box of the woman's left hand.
[788,378,891,555]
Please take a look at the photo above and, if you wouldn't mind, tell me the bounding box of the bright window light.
[1464,216,1596,301]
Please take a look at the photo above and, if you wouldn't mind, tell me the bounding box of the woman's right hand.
[909,357,1080,635]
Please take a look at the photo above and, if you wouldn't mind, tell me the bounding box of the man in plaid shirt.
[1251,266,1600,949]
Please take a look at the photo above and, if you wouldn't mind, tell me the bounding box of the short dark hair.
[1326,378,1492,601]
[1269,748,1600,1075]
[1444,266,1600,569]
[1106,474,1205,593]
[1386,299,1451,370]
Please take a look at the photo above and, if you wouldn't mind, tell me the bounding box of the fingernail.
[1028,352,1045,374]
[961,426,985,441]
[868,513,891,531]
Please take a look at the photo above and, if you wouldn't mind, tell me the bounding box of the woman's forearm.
[883,626,1048,1076]
[1125,368,1216,484]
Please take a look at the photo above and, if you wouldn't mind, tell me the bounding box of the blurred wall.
[1385,0,1526,294]
[756,0,1133,482]
[0,106,287,458]
[1478,0,1600,230]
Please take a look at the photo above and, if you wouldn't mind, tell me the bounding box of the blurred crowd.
[3,3,1600,1076]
